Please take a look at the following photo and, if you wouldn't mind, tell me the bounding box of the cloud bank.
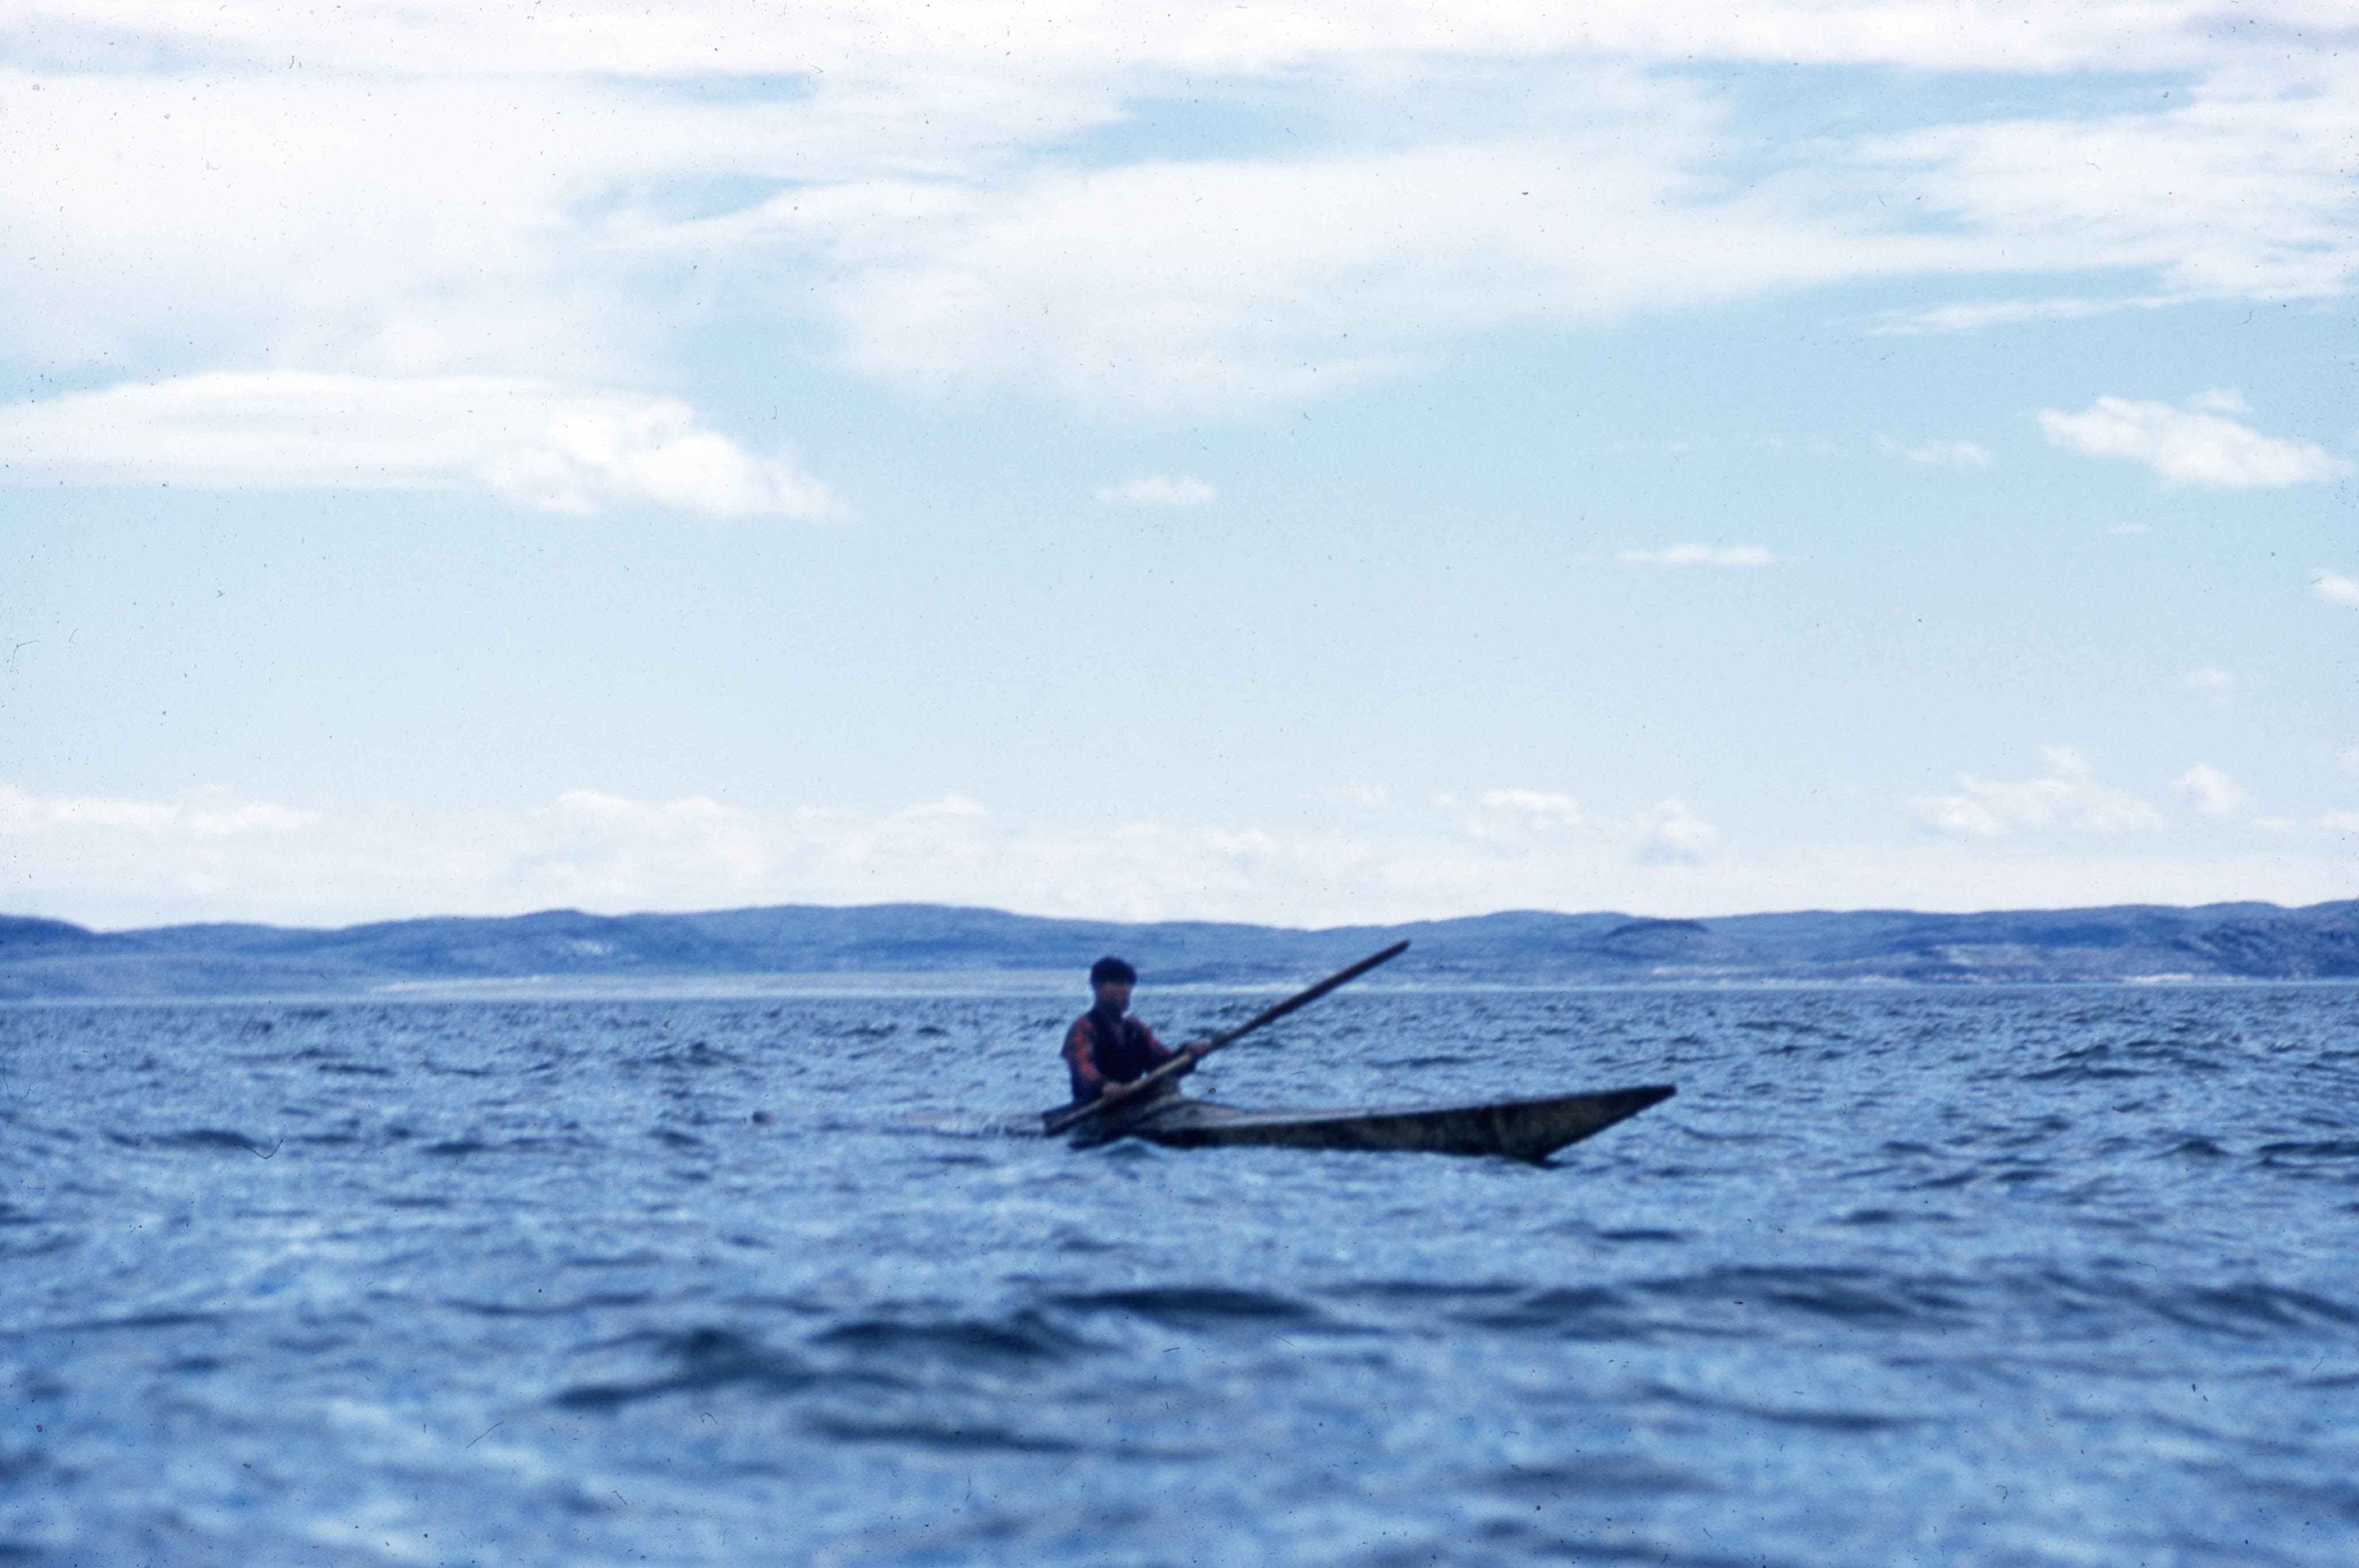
[1912,747,2165,837]
[0,374,842,517]
[2,4,2353,419]
[9,775,2349,933]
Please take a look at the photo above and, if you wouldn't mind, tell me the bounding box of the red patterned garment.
[1061,1005,1180,1104]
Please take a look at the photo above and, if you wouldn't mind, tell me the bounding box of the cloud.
[0,787,323,840]
[0,374,842,517]
[787,52,2359,406]
[0,778,1685,928]
[1453,789,1722,870]
[2181,667,2233,703]
[2254,811,2359,837]
[780,121,1952,408]
[10,2,2327,82]
[2313,569,2359,608]
[1619,544,1776,567]
[1635,799,1720,863]
[1866,294,2173,336]
[1912,747,2164,836]
[1096,475,1217,506]
[1863,65,2359,304]
[25,2,2358,89]
[1473,789,1587,830]
[2038,394,2350,488]
[1450,789,1587,851]
[1881,437,1994,468]
[13,777,2352,933]
[1,9,2354,415]
[2173,764,2251,817]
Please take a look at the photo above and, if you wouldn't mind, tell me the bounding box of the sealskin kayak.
[1070,1083,1675,1161]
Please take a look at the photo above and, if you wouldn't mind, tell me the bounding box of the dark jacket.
[1062,1006,1178,1103]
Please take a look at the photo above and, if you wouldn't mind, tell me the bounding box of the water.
[4,984,2357,1566]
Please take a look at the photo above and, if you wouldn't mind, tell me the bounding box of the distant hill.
[3,898,2357,998]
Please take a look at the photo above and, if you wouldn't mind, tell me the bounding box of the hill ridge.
[4,898,2356,998]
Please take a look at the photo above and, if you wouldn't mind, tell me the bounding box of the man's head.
[1089,955,1136,1013]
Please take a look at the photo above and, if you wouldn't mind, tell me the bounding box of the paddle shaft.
[1041,940,1409,1136]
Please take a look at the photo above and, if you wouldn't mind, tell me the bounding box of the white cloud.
[0,787,325,839]
[1635,799,1720,863]
[0,7,2352,415]
[10,3,2327,82]
[1912,747,2165,836]
[1096,475,1217,507]
[2187,388,2251,414]
[2314,569,2359,608]
[808,52,2359,406]
[2181,667,2234,704]
[1865,64,2359,304]
[28,2,2359,85]
[10,778,2352,933]
[0,373,842,517]
[1866,294,2173,336]
[2038,394,2350,488]
[1454,789,1721,870]
[1475,789,1587,829]
[2173,763,2251,817]
[778,121,1949,408]
[1881,437,1994,468]
[2256,811,2359,837]
[1452,790,1587,851]
[1619,544,1776,567]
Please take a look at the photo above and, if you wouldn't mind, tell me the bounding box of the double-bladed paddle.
[1040,939,1410,1136]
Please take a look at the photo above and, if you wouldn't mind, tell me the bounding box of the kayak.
[1069,1083,1675,1161]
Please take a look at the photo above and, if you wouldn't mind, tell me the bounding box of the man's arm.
[1136,1021,1198,1076]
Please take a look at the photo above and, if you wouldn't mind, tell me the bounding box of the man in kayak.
[1062,956,1199,1106]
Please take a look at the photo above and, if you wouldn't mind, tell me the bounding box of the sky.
[2,0,2356,932]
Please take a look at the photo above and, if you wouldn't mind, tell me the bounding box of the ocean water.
[3,983,2357,1567]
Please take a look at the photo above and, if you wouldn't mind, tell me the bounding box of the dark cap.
[1089,956,1137,986]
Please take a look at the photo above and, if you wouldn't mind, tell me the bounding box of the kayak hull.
[1081,1084,1675,1161]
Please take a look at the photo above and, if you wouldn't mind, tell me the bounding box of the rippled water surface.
[6,984,2358,1566]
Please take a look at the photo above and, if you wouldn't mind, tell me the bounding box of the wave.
[1049,1286,1323,1328]
[553,1326,822,1409]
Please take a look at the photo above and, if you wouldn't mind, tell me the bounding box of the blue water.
[5,984,2357,1566]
